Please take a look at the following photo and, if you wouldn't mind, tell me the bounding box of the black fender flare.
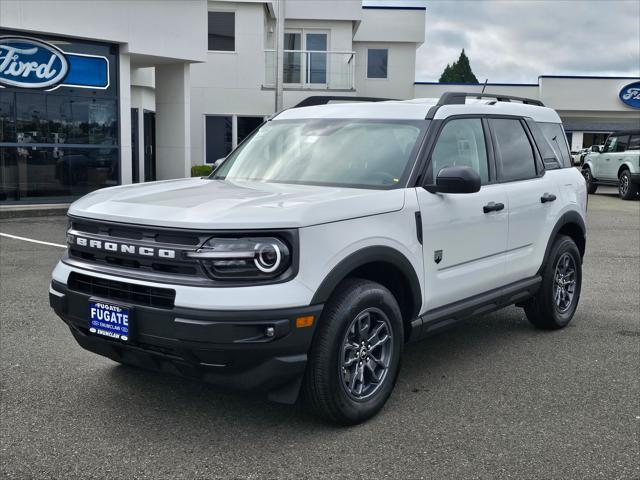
[538,211,586,274]
[310,246,422,318]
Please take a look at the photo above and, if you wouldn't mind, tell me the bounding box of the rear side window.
[616,135,630,152]
[629,135,640,150]
[430,118,489,184]
[538,122,572,168]
[490,118,537,182]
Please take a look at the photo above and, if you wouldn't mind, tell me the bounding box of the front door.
[143,110,156,182]
[416,117,508,311]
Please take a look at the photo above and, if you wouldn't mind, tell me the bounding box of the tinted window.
[629,135,640,150]
[490,118,537,181]
[538,122,571,168]
[205,116,232,163]
[208,12,235,51]
[431,118,489,184]
[616,135,630,152]
[367,49,388,79]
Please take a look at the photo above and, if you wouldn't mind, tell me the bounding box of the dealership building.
[415,76,640,152]
[0,0,638,206]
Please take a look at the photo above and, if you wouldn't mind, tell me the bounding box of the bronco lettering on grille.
[72,236,176,259]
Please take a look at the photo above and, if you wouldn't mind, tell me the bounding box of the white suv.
[50,92,587,424]
[582,130,640,200]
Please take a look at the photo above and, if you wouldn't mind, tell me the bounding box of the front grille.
[68,218,208,279]
[68,272,176,309]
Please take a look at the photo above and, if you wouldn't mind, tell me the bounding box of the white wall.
[285,0,361,21]
[354,8,425,44]
[0,0,207,62]
[355,42,417,99]
[539,76,640,112]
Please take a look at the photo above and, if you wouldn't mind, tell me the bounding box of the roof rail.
[438,91,545,107]
[293,96,396,108]
[425,91,545,120]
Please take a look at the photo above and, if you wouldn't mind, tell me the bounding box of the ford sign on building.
[0,37,69,89]
[619,81,640,109]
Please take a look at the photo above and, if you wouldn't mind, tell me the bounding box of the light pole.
[274,0,285,111]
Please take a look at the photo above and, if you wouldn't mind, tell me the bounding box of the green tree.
[438,49,479,83]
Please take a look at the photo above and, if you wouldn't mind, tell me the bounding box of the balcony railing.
[265,49,355,90]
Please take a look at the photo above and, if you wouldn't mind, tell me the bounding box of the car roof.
[276,98,562,124]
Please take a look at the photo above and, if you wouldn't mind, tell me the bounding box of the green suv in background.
[582,130,640,200]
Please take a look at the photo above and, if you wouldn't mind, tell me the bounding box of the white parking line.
[0,232,66,249]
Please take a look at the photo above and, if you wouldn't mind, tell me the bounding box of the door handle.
[483,202,505,213]
[540,193,557,203]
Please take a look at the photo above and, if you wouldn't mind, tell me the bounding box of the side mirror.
[424,166,481,194]
[212,157,225,169]
[591,145,601,153]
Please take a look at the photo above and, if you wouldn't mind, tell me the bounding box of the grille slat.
[68,272,176,309]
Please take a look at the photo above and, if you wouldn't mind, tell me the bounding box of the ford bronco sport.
[50,92,587,425]
[582,129,640,200]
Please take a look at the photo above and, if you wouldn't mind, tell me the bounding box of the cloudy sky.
[364,0,640,83]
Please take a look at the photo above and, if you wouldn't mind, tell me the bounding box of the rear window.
[629,135,640,151]
[538,122,572,168]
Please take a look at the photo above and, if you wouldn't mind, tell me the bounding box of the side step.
[409,276,541,341]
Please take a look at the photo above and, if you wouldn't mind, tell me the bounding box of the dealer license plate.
[88,301,130,342]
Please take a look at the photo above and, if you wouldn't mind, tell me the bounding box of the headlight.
[187,236,291,280]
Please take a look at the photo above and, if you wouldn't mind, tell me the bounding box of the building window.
[208,12,235,51]
[367,49,388,79]
[237,116,263,145]
[0,31,119,204]
[205,115,264,163]
[205,116,232,163]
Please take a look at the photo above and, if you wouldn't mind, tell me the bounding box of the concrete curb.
[0,205,69,220]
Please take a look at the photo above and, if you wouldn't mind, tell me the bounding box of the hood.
[68,178,406,229]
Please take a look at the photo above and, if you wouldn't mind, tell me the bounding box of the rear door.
[415,117,508,310]
[488,117,561,284]
[598,135,626,180]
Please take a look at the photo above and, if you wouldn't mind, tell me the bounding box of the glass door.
[306,33,327,85]
[283,30,328,87]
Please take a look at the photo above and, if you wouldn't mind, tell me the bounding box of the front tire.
[618,169,639,200]
[583,167,597,194]
[525,235,582,330]
[303,278,403,425]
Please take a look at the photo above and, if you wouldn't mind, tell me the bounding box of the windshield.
[212,119,426,189]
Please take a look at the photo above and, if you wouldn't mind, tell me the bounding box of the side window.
[430,118,489,184]
[616,135,630,152]
[629,135,640,151]
[490,118,537,182]
[538,122,572,168]
[603,136,617,153]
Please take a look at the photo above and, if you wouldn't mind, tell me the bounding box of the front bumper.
[630,173,640,185]
[49,280,323,404]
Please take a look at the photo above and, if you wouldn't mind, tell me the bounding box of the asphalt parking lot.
[0,187,638,480]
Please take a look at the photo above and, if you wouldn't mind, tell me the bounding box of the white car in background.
[582,130,640,200]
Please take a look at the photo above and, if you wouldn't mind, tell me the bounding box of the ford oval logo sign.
[0,36,69,89]
[619,81,640,109]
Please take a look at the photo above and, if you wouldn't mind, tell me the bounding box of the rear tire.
[525,235,582,330]
[583,167,597,194]
[303,278,403,425]
[618,169,639,200]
